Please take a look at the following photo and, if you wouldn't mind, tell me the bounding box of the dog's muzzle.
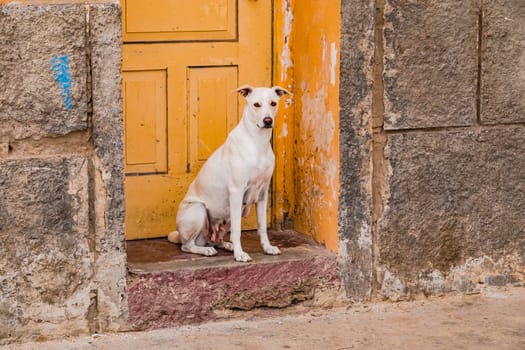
[262,117,273,128]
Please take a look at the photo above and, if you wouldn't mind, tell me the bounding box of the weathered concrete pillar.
[89,3,128,333]
[338,0,375,300]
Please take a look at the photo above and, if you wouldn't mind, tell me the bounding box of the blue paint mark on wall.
[50,55,73,110]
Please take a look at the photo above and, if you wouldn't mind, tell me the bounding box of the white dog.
[168,85,291,262]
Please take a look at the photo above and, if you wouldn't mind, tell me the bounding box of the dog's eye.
[253,102,261,108]
[270,101,277,107]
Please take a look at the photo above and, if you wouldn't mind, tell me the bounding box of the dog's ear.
[272,86,292,97]
[236,85,253,98]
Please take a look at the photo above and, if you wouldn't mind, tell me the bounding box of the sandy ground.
[3,287,525,350]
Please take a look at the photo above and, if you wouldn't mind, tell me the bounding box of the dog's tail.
[167,230,181,243]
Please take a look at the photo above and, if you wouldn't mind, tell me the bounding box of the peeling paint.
[357,222,371,250]
[296,84,338,248]
[323,154,337,194]
[381,270,406,301]
[330,42,337,86]
[321,34,327,63]
[300,85,335,152]
[378,254,525,300]
[418,270,447,295]
[278,122,288,138]
[338,238,349,260]
[280,0,293,81]
[285,0,340,252]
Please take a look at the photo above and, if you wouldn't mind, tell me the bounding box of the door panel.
[122,0,271,239]
[123,70,167,174]
[188,66,238,167]
[123,0,236,42]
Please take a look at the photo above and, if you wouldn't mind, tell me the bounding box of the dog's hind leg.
[176,202,217,256]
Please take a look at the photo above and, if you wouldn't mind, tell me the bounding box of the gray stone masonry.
[340,0,525,299]
[383,0,478,130]
[89,3,128,332]
[0,3,125,345]
[377,128,525,298]
[338,0,375,300]
[481,0,525,124]
[0,4,88,139]
[0,156,92,340]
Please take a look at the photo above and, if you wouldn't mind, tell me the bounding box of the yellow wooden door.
[122,0,271,239]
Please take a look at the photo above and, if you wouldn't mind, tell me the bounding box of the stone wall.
[0,3,126,344]
[339,0,525,300]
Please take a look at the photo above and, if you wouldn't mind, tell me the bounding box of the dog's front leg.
[229,187,252,262]
[257,188,281,255]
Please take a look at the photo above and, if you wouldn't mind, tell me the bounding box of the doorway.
[121,1,344,326]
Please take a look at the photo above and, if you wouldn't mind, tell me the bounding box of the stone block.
[383,0,478,129]
[0,4,88,139]
[481,0,525,124]
[128,247,340,330]
[377,128,525,295]
[90,3,124,233]
[338,0,375,299]
[91,3,123,166]
[0,156,92,343]
[89,4,127,332]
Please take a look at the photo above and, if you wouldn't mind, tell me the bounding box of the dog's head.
[236,85,291,129]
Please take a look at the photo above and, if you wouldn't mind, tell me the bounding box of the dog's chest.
[243,179,267,206]
[242,155,273,205]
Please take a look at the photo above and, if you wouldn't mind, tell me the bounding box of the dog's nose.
[263,117,273,127]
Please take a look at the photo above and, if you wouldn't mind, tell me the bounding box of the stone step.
[126,230,340,330]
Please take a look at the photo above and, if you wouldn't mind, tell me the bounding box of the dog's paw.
[264,245,281,255]
[203,246,218,256]
[234,250,252,262]
[218,241,234,251]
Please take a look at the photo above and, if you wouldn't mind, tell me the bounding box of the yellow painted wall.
[272,0,296,229]
[0,0,115,4]
[290,1,340,252]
